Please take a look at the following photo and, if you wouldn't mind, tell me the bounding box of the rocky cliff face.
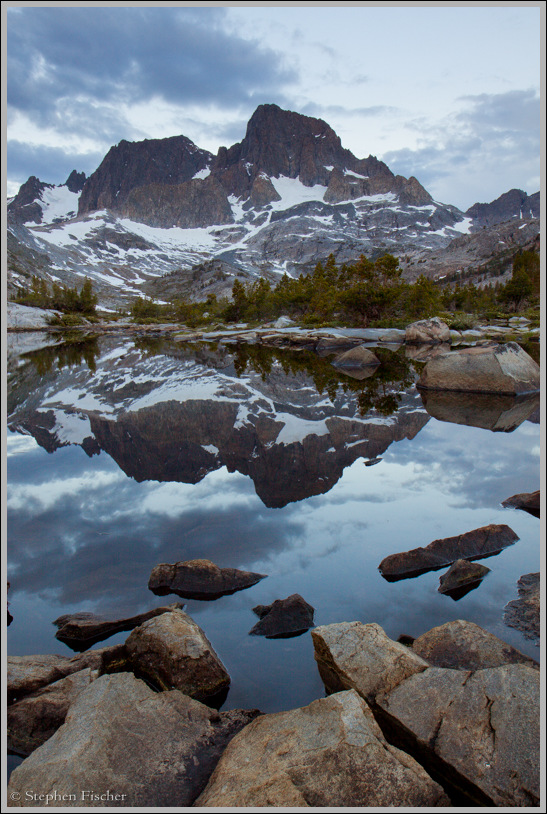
[466,189,540,230]
[77,135,213,215]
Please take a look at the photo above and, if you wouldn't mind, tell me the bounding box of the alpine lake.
[6,329,541,773]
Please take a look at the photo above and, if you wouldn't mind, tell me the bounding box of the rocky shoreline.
[7,601,540,807]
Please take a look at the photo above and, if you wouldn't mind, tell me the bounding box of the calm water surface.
[7,334,540,727]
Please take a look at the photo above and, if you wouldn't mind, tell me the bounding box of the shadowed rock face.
[148,559,266,600]
[504,573,540,644]
[465,188,540,229]
[437,559,490,597]
[249,594,315,638]
[379,524,519,581]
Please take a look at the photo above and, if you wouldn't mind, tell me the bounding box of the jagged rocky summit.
[7,104,540,309]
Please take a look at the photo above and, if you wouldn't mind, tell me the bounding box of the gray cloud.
[7,7,297,131]
[8,140,105,187]
[382,89,540,208]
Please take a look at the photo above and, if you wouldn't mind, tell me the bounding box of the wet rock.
[411,620,538,671]
[504,572,540,645]
[437,559,490,597]
[125,609,230,701]
[249,594,314,638]
[378,664,540,806]
[417,342,540,395]
[311,621,428,703]
[7,672,260,807]
[405,317,450,344]
[419,389,539,431]
[196,689,450,807]
[53,602,183,649]
[148,559,266,600]
[332,345,380,369]
[502,489,540,518]
[7,644,127,704]
[8,668,99,756]
[378,523,519,581]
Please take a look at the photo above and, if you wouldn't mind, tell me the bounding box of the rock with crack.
[311,621,428,703]
[195,689,450,807]
[8,668,99,756]
[416,342,540,395]
[249,594,314,638]
[148,559,266,600]
[7,644,127,704]
[377,663,540,806]
[503,572,540,645]
[53,602,183,650]
[411,620,538,671]
[502,490,540,518]
[7,672,260,807]
[124,609,230,701]
[378,524,518,580]
[437,559,490,598]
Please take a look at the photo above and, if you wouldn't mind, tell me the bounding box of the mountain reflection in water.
[6,334,540,719]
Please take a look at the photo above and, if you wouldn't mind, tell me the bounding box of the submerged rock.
[502,489,540,518]
[196,689,450,807]
[315,335,362,355]
[378,664,540,806]
[311,621,428,703]
[504,572,540,645]
[437,559,490,597]
[249,594,314,638]
[125,609,230,701]
[53,602,183,649]
[378,523,519,580]
[405,317,450,345]
[411,620,538,671]
[417,342,540,395]
[7,672,260,807]
[8,668,98,756]
[148,559,266,600]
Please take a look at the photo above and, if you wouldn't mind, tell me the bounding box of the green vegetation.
[15,276,98,316]
[128,247,540,328]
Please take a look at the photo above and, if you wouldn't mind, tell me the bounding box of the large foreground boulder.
[53,602,183,649]
[417,342,540,395]
[311,621,428,703]
[405,317,450,344]
[378,523,518,580]
[196,690,450,807]
[7,673,260,807]
[148,559,266,600]
[411,620,538,671]
[8,669,98,756]
[378,664,540,806]
[504,572,540,645]
[249,594,314,638]
[124,609,230,701]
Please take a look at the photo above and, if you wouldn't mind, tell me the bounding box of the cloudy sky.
[5,2,542,210]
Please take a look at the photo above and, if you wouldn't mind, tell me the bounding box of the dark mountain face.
[465,188,540,229]
[64,170,87,193]
[7,176,54,225]
[77,135,213,215]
